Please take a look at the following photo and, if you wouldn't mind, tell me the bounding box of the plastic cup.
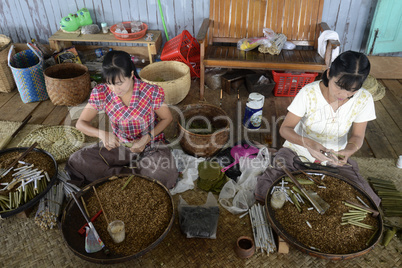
[107,220,125,243]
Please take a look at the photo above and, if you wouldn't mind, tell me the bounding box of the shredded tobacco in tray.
[271,174,379,254]
[85,176,173,256]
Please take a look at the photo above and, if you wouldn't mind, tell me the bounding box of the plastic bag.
[237,37,268,51]
[263,28,276,40]
[81,24,100,34]
[257,75,271,85]
[219,146,270,214]
[170,149,205,195]
[237,28,278,51]
[283,41,296,50]
[178,192,219,239]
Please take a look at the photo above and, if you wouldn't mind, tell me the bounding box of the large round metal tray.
[0,147,58,218]
[265,170,383,260]
[60,174,175,264]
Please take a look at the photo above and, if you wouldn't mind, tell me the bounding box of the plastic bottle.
[81,47,112,62]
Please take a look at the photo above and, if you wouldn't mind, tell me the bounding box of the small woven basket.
[0,35,16,93]
[44,63,91,106]
[139,61,191,105]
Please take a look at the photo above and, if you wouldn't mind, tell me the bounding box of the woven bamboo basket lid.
[363,75,386,101]
[18,125,85,162]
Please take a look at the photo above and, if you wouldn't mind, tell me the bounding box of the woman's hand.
[329,122,367,166]
[129,134,151,153]
[329,149,353,166]
[99,131,120,150]
[304,140,333,163]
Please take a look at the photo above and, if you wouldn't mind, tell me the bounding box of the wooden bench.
[196,0,340,100]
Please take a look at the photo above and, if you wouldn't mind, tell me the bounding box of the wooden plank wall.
[0,0,208,47]
[0,0,377,52]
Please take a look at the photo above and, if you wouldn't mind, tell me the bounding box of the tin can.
[243,93,264,129]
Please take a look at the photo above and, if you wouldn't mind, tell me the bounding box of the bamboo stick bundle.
[57,169,80,198]
[249,203,276,255]
[34,182,64,230]
[258,34,287,55]
[367,177,402,217]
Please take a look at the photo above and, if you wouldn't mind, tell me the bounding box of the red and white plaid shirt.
[88,77,165,143]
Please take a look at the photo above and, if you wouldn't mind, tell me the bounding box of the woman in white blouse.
[255,51,380,206]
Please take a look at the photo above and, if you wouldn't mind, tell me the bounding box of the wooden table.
[48,30,162,63]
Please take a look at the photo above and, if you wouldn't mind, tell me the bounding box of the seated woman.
[255,51,380,206]
[66,50,178,188]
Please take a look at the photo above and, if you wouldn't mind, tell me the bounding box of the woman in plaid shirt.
[66,51,178,188]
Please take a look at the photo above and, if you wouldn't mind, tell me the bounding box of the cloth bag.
[218,146,270,214]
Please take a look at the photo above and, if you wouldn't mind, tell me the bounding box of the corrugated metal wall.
[0,0,376,52]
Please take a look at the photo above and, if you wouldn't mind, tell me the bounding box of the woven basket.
[178,103,230,157]
[363,75,386,101]
[8,45,48,103]
[0,35,16,93]
[18,125,85,163]
[44,63,91,106]
[139,61,191,105]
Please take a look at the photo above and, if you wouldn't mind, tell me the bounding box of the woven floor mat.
[1,186,401,268]
[1,136,401,267]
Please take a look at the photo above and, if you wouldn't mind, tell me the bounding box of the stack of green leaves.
[368,177,402,217]
[197,161,229,193]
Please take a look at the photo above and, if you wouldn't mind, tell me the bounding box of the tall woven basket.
[0,35,16,93]
[139,61,191,105]
[8,44,48,103]
[44,63,91,106]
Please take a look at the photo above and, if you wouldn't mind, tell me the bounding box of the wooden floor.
[0,77,401,159]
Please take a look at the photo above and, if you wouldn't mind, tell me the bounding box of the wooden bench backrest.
[209,0,325,47]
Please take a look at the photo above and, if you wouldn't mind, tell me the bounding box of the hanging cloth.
[318,30,340,63]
